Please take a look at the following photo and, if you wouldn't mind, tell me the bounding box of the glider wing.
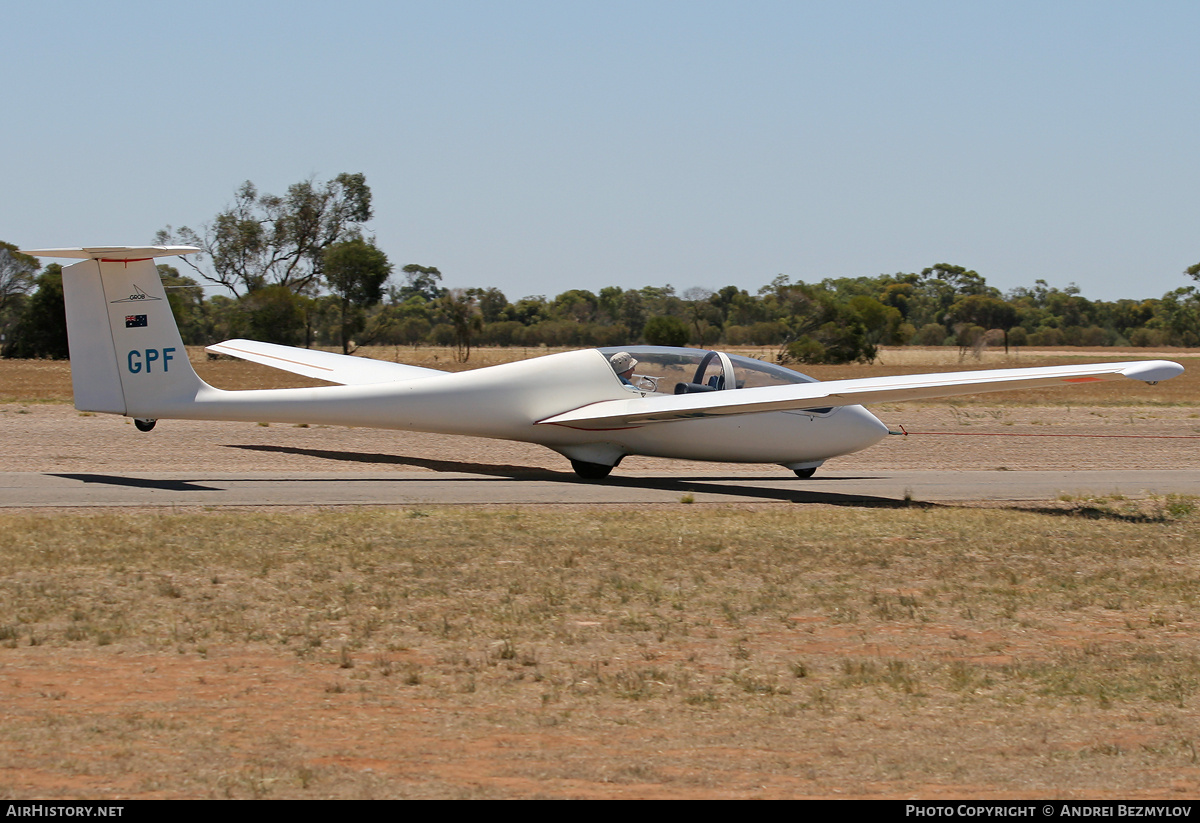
[205,339,446,386]
[538,360,1184,430]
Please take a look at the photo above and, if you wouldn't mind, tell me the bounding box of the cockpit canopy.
[596,346,821,395]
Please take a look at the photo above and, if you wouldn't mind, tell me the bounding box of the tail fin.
[21,247,205,416]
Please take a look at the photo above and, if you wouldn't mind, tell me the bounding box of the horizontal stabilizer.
[20,246,199,260]
[206,339,446,385]
[539,360,1185,430]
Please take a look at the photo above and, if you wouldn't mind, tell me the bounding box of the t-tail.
[15,246,526,434]
[20,247,207,418]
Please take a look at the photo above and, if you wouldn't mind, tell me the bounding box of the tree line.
[4,175,1200,365]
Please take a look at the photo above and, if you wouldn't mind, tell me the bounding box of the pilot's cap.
[609,352,638,373]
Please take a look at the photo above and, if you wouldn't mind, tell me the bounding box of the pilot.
[609,351,638,387]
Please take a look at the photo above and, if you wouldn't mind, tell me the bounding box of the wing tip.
[1120,360,1185,384]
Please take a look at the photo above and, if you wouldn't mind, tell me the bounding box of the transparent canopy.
[595,346,820,395]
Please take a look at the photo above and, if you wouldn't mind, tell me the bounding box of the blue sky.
[4,0,1197,302]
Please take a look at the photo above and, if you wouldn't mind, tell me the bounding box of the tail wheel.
[792,467,817,479]
[134,418,157,432]
[570,460,614,480]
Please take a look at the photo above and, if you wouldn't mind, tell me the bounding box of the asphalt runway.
[4,469,1200,508]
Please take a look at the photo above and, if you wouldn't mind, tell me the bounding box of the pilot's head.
[609,351,637,378]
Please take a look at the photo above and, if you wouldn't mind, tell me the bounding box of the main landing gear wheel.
[570,460,614,480]
[133,418,157,432]
[792,467,817,479]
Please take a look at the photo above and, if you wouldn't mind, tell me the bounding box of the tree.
[642,315,689,347]
[372,297,433,348]
[157,264,208,345]
[2,266,68,359]
[158,173,374,297]
[399,264,445,302]
[616,290,648,338]
[439,289,482,362]
[948,294,1019,352]
[550,289,598,323]
[475,287,508,323]
[845,294,902,349]
[920,263,994,298]
[682,287,720,348]
[760,280,876,364]
[323,236,392,353]
[781,308,876,365]
[710,285,760,328]
[0,243,36,315]
[1148,287,1200,347]
[907,264,997,330]
[638,285,682,322]
[507,295,549,326]
[0,243,38,346]
[238,286,309,347]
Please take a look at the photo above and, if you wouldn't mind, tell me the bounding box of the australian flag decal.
[126,314,148,328]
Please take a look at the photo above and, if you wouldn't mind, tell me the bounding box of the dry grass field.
[1,346,1199,799]
[2,506,1200,799]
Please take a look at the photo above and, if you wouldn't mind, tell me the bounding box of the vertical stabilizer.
[23,247,205,416]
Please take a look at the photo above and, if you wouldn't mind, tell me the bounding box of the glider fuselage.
[158,348,891,467]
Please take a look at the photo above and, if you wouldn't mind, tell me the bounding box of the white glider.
[22,246,1185,479]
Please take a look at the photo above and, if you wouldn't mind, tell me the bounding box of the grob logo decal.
[110,285,162,303]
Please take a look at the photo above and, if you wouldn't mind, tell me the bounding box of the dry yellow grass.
[2,504,1200,799]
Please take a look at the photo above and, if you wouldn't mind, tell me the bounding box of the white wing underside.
[206,339,446,385]
[539,360,1184,430]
